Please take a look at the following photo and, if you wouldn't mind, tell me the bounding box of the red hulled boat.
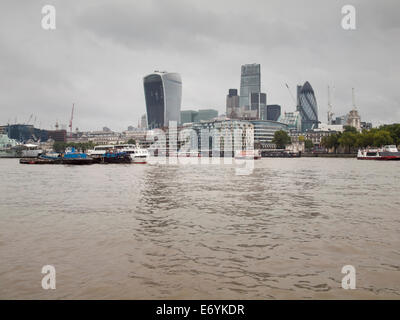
[357,145,400,160]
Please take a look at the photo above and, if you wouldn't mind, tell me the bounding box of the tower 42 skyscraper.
[239,64,261,109]
[143,71,182,129]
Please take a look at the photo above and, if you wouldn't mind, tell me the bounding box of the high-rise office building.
[226,89,240,118]
[197,109,218,122]
[180,109,218,125]
[239,64,261,109]
[266,105,281,121]
[249,92,266,120]
[296,81,318,132]
[140,114,147,129]
[181,110,198,124]
[143,71,182,129]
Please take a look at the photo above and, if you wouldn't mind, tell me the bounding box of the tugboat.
[357,145,400,160]
[60,147,95,165]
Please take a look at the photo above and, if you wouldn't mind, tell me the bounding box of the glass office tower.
[296,81,318,132]
[239,64,261,109]
[143,72,182,129]
[266,104,281,121]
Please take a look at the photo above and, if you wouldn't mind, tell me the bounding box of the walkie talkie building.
[143,72,182,129]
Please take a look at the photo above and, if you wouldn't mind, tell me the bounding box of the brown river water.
[0,158,399,299]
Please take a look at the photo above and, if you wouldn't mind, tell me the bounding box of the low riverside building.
[290,129,339,146]
[250,120,289,147]
[3,124,67,143]
[68,128,150,147]
[69,130,124,145]
[181,119,288,153]
[182,119,254,155]
[318,123,344,133]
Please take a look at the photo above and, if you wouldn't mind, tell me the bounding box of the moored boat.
[61,147,95,165]
[92,151,132,164]
[20,157,61,164]
[88,144,149,164]
[357,145,400,160]
[119,144,149,164]
[234,149,261,160]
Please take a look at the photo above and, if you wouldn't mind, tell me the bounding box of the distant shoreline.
[302,153,356,158]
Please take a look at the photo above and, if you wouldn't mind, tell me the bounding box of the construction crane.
[285,83,297,106]
[68,103,74,136]
[25,114,33,125]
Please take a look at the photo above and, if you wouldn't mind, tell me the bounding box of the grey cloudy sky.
[0,0,399,131]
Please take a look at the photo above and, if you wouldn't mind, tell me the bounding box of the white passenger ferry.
[87,145,115,156]
[88,144,149,163]
[357,145,400,160]
[118,144,149,164]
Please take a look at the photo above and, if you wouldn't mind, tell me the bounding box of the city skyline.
[0,0,399,131]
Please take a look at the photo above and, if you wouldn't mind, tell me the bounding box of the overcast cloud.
[0,0,399,131]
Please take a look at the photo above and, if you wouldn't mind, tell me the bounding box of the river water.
[0,158,399,299]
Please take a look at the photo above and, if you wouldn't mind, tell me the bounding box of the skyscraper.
[181,110,198,124]
[249,92,266,119]
[266,105,281,121]
[296,81,318,132]
[226,89,240,118]
[239,64,261,109]
[181,109,218,124]
[140,114,147,129]
[143,71,182,129]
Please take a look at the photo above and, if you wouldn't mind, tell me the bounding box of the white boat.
[234,149,261,160]
[87,145,115,156]
[357,145,400,160]
[116,144,149,164]
[20,144,43,158]
[88,144,149,163]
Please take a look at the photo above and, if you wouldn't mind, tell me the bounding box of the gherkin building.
[296,81,318,132]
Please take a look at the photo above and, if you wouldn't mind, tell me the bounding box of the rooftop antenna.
[69,103,75,137]
[327,85,334,124]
